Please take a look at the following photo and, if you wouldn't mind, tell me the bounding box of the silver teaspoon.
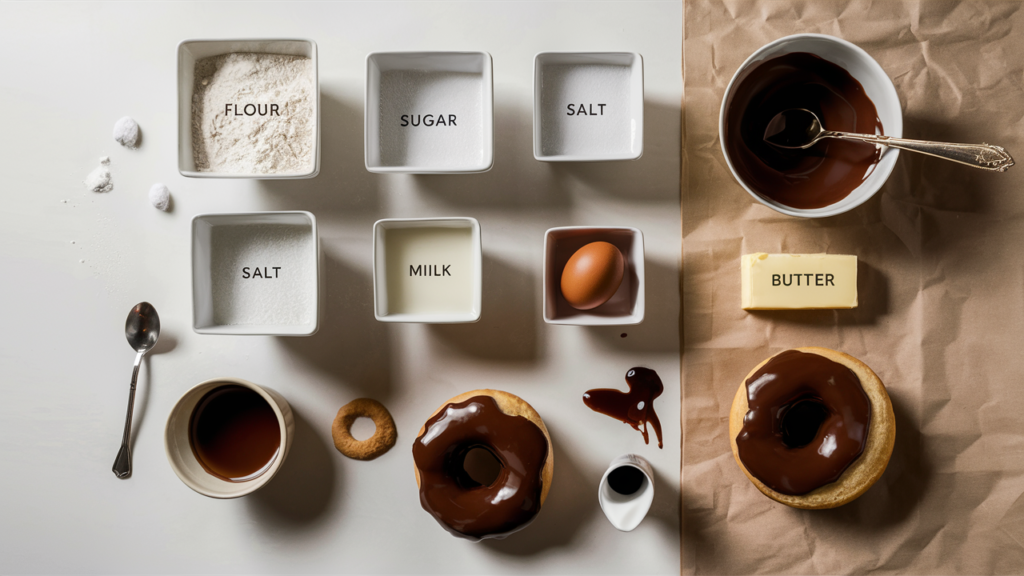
[112,302,160,479]
[764,108,1014,172]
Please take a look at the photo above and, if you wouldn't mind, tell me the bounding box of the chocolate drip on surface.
[724,52,884,209]
[412,395,549,541]
[583,367,664,449]
[736,350,872,495]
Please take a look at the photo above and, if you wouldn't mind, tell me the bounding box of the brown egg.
[560,241,625,310]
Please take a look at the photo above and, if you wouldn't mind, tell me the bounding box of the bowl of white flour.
[178,39,320,179]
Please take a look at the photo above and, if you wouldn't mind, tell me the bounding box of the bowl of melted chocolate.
[164,377,294,498]
[720,34,903,217]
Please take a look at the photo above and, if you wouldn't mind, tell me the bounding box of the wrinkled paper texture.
[682,1,1024,573]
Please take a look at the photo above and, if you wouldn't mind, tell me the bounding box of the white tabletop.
[0,2,682,573]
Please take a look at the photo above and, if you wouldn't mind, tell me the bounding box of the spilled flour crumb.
[149,183,171,211]
[85,157,113,193]
[113,116,140,148]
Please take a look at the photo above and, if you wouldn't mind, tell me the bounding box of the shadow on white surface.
[259,90,384,214]
[587,257,680,353]
[648,461,681,533]
[555,100,682,202]
[248,409,337,527]
[412,97,572,208]
[151,332,178,355]
[429,253,542,362]
[482,421,597,555]
[279,250,394,399]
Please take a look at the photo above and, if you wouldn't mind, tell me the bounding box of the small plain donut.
[729,347,895,509]
[332,398,397,461]
[412,389,554,541]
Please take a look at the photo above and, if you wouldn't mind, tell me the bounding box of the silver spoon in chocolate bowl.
[764,108,1014,172]
[112,302,160,479]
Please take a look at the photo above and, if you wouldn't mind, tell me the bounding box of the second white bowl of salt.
[192,211,319,336]
[534,52,644,162]
[365,52,493,174]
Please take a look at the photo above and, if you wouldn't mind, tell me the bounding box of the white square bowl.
[177,38,321,179]
[365,52,493,173]
[192,211,319,335]
[373,217,482,323]
[543,226,645,325]
[534,52,644,162]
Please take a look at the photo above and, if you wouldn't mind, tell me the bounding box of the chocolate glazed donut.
[729,347,895,509]
[412,390,554,541]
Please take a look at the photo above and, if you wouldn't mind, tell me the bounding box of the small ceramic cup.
[719,33,903,218]
[598,454,655,532]
[165,377,294,499]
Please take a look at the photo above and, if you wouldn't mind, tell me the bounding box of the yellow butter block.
[741,253,858,310]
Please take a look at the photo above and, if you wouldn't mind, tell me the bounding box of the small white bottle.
[598,453,654,532]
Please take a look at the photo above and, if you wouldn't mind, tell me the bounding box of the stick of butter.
[741,253,858,310]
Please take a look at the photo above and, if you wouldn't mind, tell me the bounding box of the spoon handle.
[112,351,144,479]
[825,131,1015,172]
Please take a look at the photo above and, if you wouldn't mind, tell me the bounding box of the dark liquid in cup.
[189,385,281,482]
[607,466,646,495]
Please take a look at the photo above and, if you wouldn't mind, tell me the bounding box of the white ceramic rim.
[718,33,903,218]
[542,226,645,325]
[163,377,289,499]
[372,216,483,323]
[532,51,645,162]
[190,210,320,335]
[176,38,321,179]
[364,51,494,174]
[598,453,655,531]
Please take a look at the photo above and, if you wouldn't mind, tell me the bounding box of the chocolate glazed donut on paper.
[729,347,895,509]
[412,389,554,541]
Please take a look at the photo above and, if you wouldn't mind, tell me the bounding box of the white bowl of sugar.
[534,52,644,162]
[365,52,493,174]
[177,39,320,179]
[192,211,319,335]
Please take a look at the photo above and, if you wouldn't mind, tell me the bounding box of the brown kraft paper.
[681,1,1024,573]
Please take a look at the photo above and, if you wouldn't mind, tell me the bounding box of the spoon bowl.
[763,108,825,149]
[126,302,161,354]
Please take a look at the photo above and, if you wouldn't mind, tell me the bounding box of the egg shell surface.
[560,241,625,310]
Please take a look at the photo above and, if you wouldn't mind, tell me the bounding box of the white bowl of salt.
[192,212,319,336]
[365,52,493,174]
[178,39,320,179]
[534,52,644,162]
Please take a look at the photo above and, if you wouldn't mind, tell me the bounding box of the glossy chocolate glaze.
[583,367,664,449]
[724,52,884,210]
[412,395,549,541]
[736,350,872,495]
[189,385,281,482]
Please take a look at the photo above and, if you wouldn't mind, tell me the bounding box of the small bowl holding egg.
[543,226,645,325]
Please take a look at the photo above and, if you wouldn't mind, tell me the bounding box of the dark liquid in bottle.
[189,385,281,482]
[607,466,646,495]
